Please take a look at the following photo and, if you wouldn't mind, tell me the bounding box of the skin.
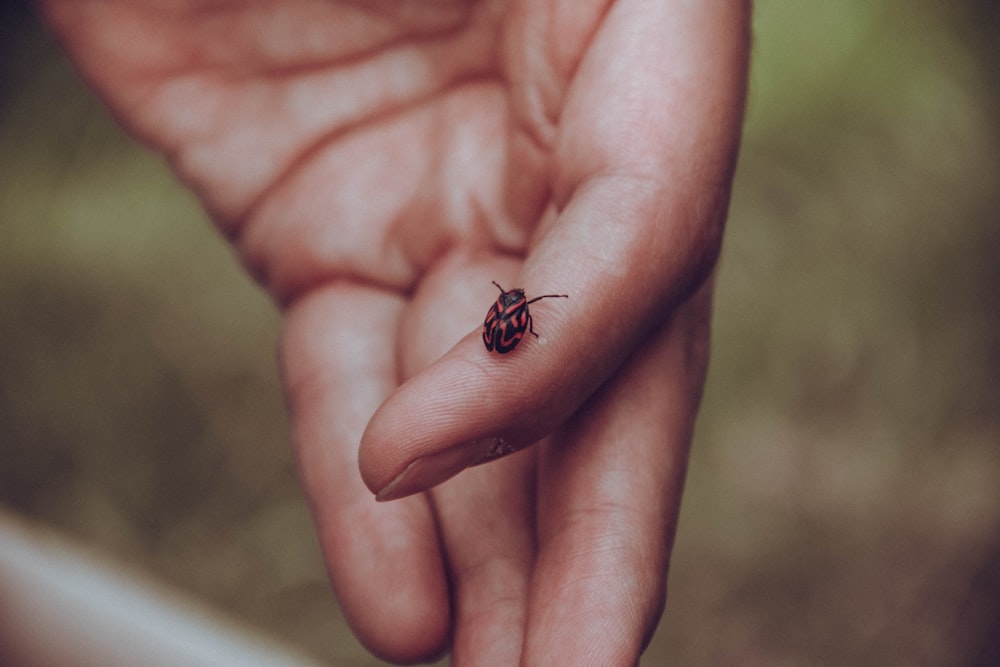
[41,0,750,664]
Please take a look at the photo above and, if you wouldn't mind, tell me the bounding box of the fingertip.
[372,438,501,502]
[312,494,452,663]
[358,349,497,497]
[351,594,451,665]
[359,333,581,498]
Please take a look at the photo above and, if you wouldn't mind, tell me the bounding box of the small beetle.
[482,281,568,354]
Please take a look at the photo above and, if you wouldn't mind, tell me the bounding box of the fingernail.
[375,439,496,502]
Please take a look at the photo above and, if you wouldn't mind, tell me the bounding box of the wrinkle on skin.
[41,0,751,662]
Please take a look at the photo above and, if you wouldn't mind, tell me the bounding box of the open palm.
[44,1,750,663]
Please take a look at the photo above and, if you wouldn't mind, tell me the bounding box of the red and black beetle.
[482,281,568,354]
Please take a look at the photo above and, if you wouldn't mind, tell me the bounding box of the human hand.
[42,0,749,663]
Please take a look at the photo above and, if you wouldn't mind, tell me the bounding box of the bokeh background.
[2,1,999,664]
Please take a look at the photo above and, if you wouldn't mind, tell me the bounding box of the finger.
[359,2,749,497]
[280,283,449,663]
[523,282,713,664]
[389,250,538,662]
[429,451,536,666]
[361,247,554,500]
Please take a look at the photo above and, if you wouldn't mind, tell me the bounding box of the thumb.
[359,174,720,502]
[358,245,581,501]
[360,1,749,500]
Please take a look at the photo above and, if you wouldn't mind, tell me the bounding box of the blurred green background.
[2,1,999,665]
